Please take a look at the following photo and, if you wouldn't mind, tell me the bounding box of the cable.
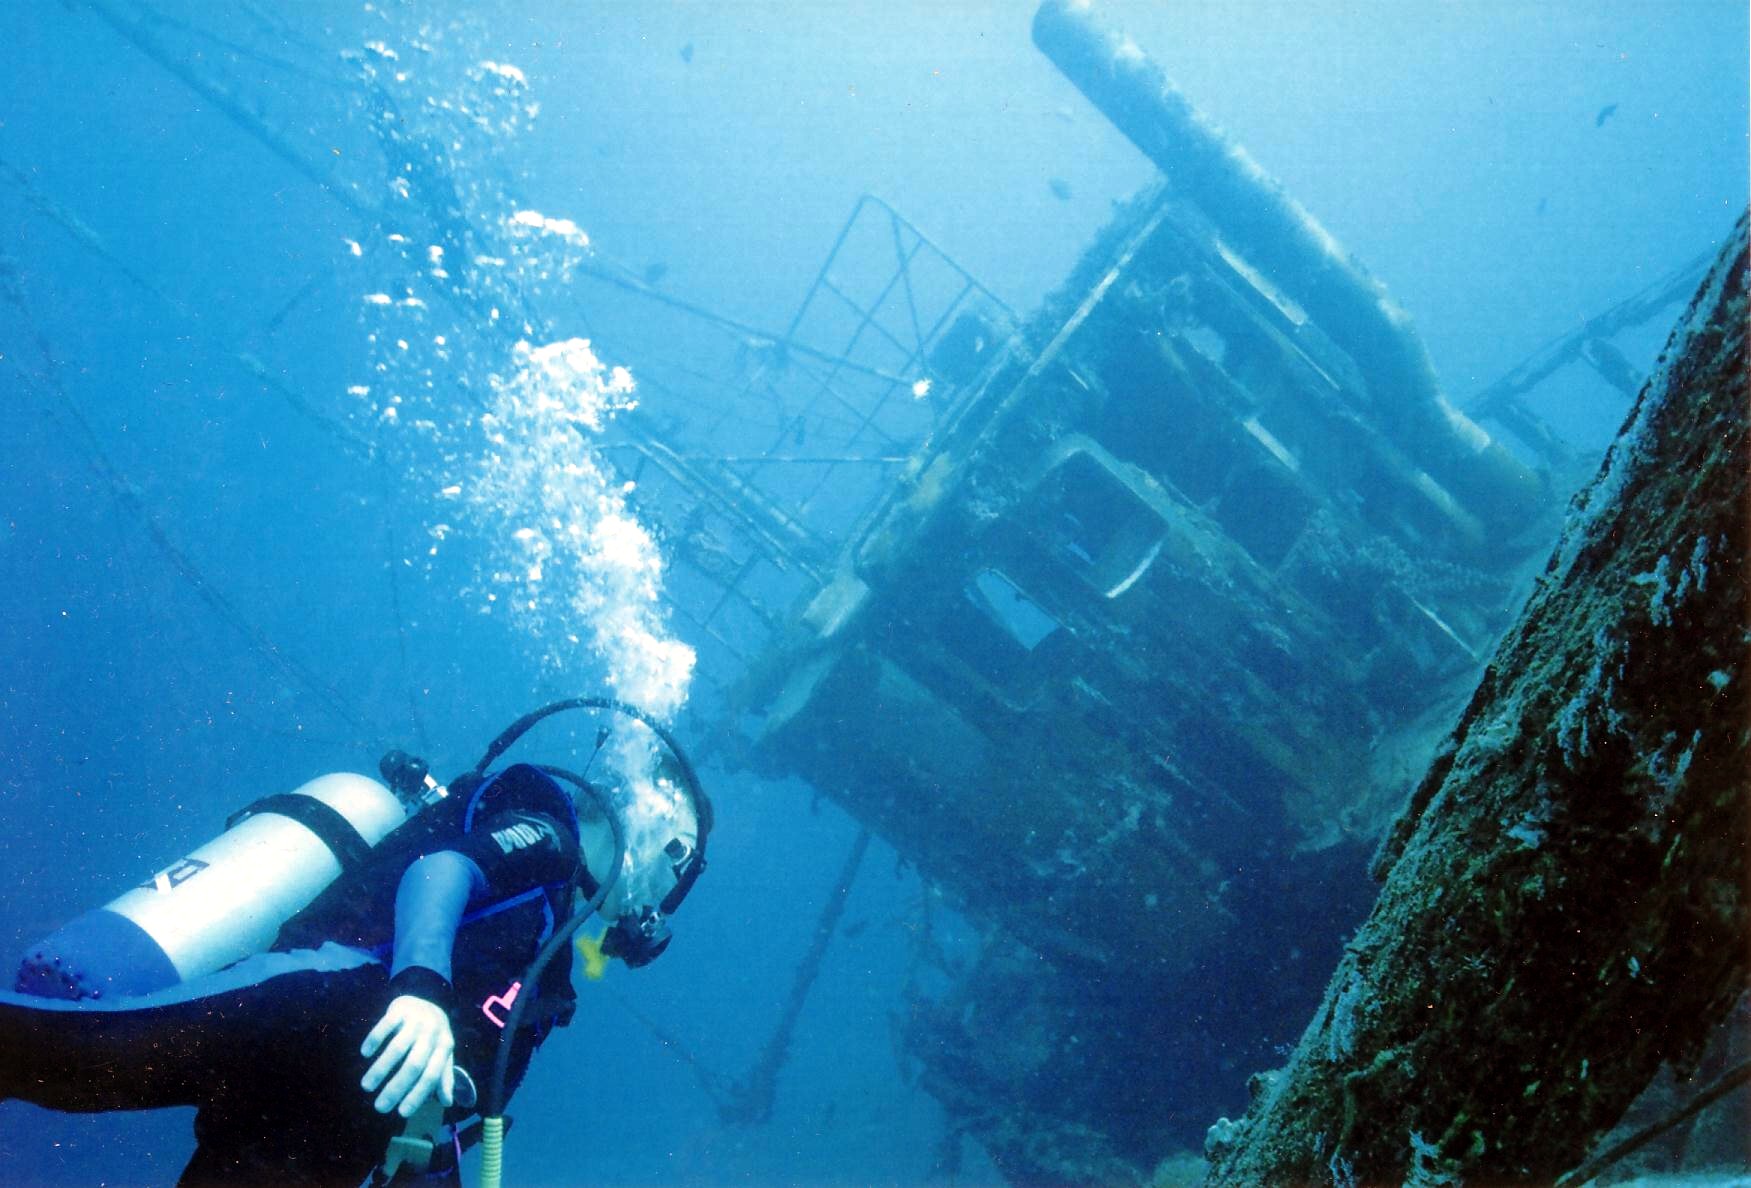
[470,697,713,845]
[1555,1059,1751,1187]
[0,261,378,737]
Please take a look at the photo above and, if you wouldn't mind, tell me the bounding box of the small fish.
[1048,177,1073,201]
[679,42,694,65]
[1535,197,1548,217]
[1595,102,1618,128]
[643,261,669,286]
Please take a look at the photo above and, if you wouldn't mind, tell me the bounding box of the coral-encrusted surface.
[1205,216,1749,1187]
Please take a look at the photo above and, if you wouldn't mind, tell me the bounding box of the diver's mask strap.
[659,842,706,915]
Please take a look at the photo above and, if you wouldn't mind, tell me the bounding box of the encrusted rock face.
[1206,215,1749,1187]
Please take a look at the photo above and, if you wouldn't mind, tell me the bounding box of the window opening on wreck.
[1038,452,1171,599]
[964,569,1061,651]
[1211,457,1316,570]
[936,567,1064,699]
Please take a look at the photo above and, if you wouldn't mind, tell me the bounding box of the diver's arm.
[360,851,486,1118]
[361,813,578,1117]
[389,850,486,987]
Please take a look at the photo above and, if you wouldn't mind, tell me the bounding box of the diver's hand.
[361,994,456,1117]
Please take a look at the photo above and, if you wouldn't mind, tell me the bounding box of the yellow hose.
[478,1115,505,1188]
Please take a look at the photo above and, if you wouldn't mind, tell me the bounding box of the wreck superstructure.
[713,3,1711,1178]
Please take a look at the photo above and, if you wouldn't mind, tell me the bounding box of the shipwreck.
[713,4,1740,1181]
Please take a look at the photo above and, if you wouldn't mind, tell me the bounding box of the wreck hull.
[1207,217,1749,1186]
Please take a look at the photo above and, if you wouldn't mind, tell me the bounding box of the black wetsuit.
[1,763,583,1188]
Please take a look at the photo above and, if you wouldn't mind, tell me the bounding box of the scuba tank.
[17,772,409,1001]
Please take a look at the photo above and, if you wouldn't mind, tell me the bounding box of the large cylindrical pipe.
[1033,0,1546,545]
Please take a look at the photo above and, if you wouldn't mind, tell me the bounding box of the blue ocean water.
[0,2,1744,1185]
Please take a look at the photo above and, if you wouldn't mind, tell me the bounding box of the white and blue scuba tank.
[17,772,410,1002]
[17,698,711,1004]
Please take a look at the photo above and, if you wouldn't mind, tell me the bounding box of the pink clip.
[481,980,522,1029]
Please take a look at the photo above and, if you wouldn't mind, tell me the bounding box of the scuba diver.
[0,698,710,1187]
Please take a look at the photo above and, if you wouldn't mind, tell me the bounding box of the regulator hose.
[472,697,715,852]
[478,1116,505,1188]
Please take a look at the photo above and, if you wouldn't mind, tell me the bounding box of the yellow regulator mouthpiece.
[575,927,609,981]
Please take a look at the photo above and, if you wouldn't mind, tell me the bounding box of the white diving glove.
[360,994,456,1117]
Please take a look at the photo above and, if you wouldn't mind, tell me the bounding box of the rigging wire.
[0,253,379,740]
[1555,1058,1751,1187]
[720,826,873,1125]
[129,1,356,93]
[603,983,739,1110]
[77,0,378,220]
[2,135,418,750]
[0,152,376,460]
